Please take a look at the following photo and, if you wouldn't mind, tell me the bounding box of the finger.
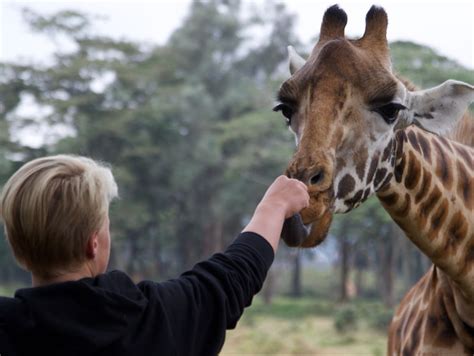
[295,180,308,191]
[295,190,310,210]
[296,184,309,196]
[303,192,310,208]
[299,182,308,191]
[289,178,307,191]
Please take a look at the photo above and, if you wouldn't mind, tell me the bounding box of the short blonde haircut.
[0,155,118,278]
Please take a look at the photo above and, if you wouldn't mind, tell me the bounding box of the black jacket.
[0,232,273,356]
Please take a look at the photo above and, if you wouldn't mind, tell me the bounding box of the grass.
[1,284,389,354]
[221,297,387,355]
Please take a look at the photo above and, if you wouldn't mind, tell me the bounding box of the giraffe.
[273,5,474,354]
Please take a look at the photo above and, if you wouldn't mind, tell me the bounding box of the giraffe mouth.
[281,210,333,248]
[281,214,310,247]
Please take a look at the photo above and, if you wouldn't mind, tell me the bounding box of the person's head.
[0,155,118,279]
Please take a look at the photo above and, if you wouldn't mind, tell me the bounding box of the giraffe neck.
[376,125,474,299]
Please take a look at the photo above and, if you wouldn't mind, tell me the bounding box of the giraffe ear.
[404,80,474,135]
[288,46,306,75]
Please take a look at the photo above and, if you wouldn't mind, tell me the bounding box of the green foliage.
[334,305,358,333]
[1,1,472,295]
[22,8,93,37]
[391,41,474,89]
[332,300,393,334]
[244,296,336,320]
[367,307,394,331]
[0,0,299,279]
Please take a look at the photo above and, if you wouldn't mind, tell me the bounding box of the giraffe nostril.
[310,169,325,186]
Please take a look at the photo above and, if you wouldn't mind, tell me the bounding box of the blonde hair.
[0,155,118,278]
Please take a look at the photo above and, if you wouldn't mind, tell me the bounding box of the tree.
[391,41,474,89]
[1,2,472,309]
[0,1,299,282]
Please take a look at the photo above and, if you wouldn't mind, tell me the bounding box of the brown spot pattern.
[361,188,371,202]
[456,160,473,211]
[438,136,453,153]
[337,174,355,198]
[433,301,457,347]
[404,150,421,190]
[407,130,421,154]
[377,182,390,193]
[379,192,398,206]
[379,172,393,190]
[366,151,379,184]
[345,189,363,208]
[381,139,393,162]
[395,130,407,157]
[355,147,368,180]
[459,239,474,277]
[427,198,448,240]
[336,156,346,171]
[416,132,432,164]
[426,315,438,336]
[419,185,441,218]
[455,146,473,171]
[374,167,387,188]
[432,138,452,190]
[394,193,411,218]
[414,168,431,205]
[442,211,467,255]
[394,155,406,183]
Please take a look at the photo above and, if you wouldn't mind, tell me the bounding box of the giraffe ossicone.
[275,4,474,353]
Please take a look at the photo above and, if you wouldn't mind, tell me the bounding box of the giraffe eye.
[273,103,295,126]
[374,103,406,124]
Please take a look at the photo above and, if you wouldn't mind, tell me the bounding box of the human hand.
[258,175,309,219]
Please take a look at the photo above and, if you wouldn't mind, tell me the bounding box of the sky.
[0,0,473,69]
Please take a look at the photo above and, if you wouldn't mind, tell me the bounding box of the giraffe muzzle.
[284,152,335,247]
[281,209,333,248]
[281,214,310,247]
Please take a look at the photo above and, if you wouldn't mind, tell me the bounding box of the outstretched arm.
[140,175,309,355]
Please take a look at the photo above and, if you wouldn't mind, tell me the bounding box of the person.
[0,154,309,356]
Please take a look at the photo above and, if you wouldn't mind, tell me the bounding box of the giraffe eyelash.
[273,103,295,125]
[373,103,407,124]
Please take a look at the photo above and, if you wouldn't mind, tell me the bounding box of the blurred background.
[1,0,473,354]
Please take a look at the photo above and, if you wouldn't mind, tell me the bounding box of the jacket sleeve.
[138,231,274,356]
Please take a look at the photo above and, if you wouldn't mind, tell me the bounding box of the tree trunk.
[262,267,275,305]
[379,224,399,308]
[354,267,363,298]
[176,221,195,271]
[151,226,163,279]
[339,234,350,302]
[203,220,224,257]
[127,230,143,282]
[400,237,412,290]
[290,249,302,298]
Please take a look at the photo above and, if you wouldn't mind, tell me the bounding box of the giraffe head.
[277,5,474,248]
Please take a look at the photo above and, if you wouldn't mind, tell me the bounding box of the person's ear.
[85,233,99,259]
